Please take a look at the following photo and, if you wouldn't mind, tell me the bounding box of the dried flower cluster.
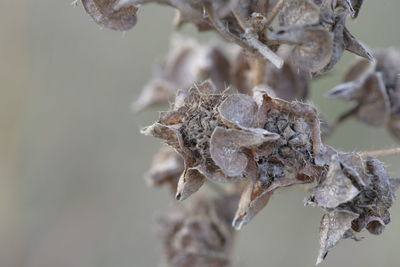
[142,80,399,264]
[78,0,400,266]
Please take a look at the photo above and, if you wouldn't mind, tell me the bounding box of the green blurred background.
[0,1,399,266]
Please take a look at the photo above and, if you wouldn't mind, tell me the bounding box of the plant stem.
[360,147,400,158]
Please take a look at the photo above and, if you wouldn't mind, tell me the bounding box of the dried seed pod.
[157,194,239,267]
[82,0,138,31]
[327,48,400,138]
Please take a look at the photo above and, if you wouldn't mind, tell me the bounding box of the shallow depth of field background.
[1,1,400,267]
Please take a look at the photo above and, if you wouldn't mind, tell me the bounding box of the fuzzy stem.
[360,147,400,158]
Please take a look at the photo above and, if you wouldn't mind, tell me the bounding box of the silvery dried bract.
[327,48,400,139]
[157,194,238,267]
[81,0,138,31]
[270,0,372,75]
[145,146,184,194]
[305,153,399,264]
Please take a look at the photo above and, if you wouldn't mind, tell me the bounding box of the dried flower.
[327,48,400,139]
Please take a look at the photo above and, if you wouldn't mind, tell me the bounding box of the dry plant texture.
[79,0,400,266]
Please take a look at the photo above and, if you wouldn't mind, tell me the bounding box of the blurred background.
[1,1,399,266]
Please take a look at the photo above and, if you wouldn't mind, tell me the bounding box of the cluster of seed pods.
[77,0,400,266]
[142,80,399,264]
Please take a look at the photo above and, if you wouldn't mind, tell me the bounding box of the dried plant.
[78,0,400,266]
[327,48,400,139]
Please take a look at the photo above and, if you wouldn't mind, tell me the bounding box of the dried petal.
[308,154,360,209]
[218,94,258,128]
[210,127,279,177]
